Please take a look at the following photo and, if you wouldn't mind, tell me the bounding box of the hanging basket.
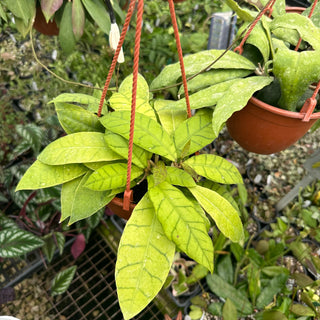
[226,5,320,154]
[226,96,320,154]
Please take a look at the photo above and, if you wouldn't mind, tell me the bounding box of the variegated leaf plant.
[16,73,245,319]
[150,0,320,132]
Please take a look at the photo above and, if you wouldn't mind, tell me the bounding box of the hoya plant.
[150,0,320,132]
[16,73,244,319]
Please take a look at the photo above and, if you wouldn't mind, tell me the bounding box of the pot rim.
[249,96,320,121]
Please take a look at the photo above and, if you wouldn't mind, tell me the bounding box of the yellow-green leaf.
[148,181,213,272]
[189,185,244,242]
[116,194,175,320]
[165,167,196,187]
[38,132,122,165]
[61,172,114,224]
[84,163,143,191]
[183,154,243,184]
[174,109,216,157]
[55,102,104,134]
[16,160,87,191]
[101,111,177,161]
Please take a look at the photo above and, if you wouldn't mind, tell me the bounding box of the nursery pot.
[226,97,320,154]
[33,7,59,36]
[107,197,135,220]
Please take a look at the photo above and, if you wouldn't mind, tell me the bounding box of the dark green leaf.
[0,229,44,258]
[72,0,85,40]
[54,232,65,255]
[217,254,234,285]
[59,2,76,54]
[222,299,238,320]
[42,235,56,263]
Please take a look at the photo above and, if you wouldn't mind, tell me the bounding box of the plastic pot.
[107,197,135,220]
[33,7,59,36]
[226,96,320,155]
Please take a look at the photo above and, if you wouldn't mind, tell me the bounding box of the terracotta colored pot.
[33,7,59,36]
[107,197,135,220]
[226,97,320,154]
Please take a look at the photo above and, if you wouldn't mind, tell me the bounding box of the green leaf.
[211,76,273,136]
[206,274,253,315]
[51,266,77,296]
[38,132,122,165]
[152,161,167,186]
[61,172,114,224]
[42,235,56,263]
[270,13,320,51]
[72,0,85,40]
[84,163,143,191]
[148,181,214,272]
[55,102,104,134]
[222,299,238,320]
[101,111,177,161]
[0,215,19,229]
[273,49,320,111]
[54,232,65,255]
[15,123,44,155]
[50,93,107,114]
[225,0,256,21]
[59,2,76,54]
[183,154,243,184]
[217,255,234,285]
[16,160,87,191]
[248,266,261,305]
[165,167,196,187]
[118,73,149,101]
[41,0,63,22]
[4,0,33,24]
[82,0,111,34]
[153,100,187,136]
[0,229,44,258]
[104,131,150,169]
[256,273,288,309]
[115,194,175,320]
[303,2,320,27]
[290,304,316,317]
[0,3,8,22]
[150,50,256,90]
[189,185,244,243]
[261,310,288,320]
[174,109,217,157]
[178,69,252,94]
[158,79,241,112]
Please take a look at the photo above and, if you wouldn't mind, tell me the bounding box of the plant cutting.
[150,0,320,154]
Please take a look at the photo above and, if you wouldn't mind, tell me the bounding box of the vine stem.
[29,29,103,91]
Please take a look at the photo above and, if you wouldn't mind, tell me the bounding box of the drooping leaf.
[61,172,114,223]
[104,131,150,169]
[71,234,86,259]
[224,0,256,21]
[101,111,177,161]
[50,93,108,114]
[84,163,143,191]
[165,167,196,187]
[270,13,320,51]
[72,0,85,40]
[55,102,104,134]
[183,154,243,184]
[206,274,253,315]
[42,235,56,263]
[16,160,87,191]
[4,0,34,25]
[41,0,63,22]
[38,132,122,165]
[222,299,238,320]
[148,181,214,272]
[174,109,216,157]
[0,229,44,258]
[256,273,288,309]
[51,266,77,296]
[153,100,187,136]
[82,0,111,34]
[211,76,273,136]
[189,185,244,243]
[116,194,175,320]
[150,50,256,90]
[273,49,320,111]
[59,2,76,54]
[0,3,8,22]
